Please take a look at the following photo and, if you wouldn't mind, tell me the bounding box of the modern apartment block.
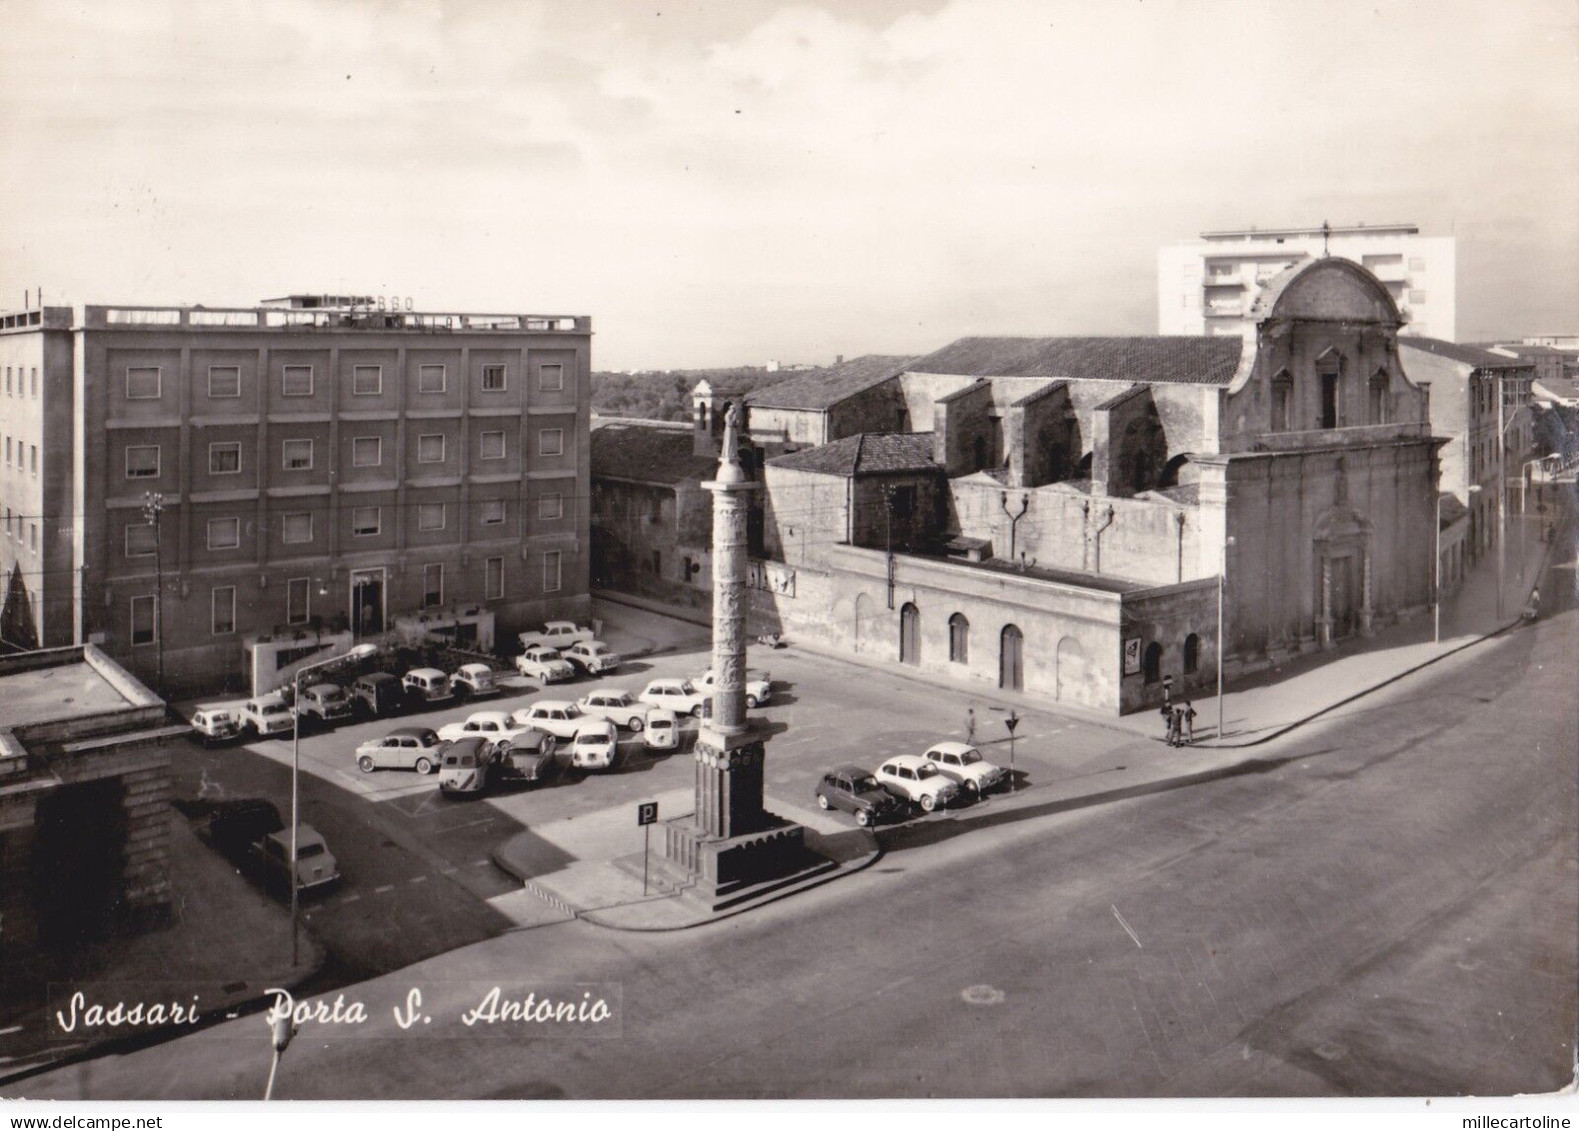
[1159,223,1455,341]
[0,297,592,693]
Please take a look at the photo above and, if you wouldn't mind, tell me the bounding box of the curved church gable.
[1253,257,1402,328]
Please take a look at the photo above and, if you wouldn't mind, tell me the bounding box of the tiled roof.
[768,432,937,477]
[743,355,912,410]
[1399,337,1534,370]
[906,336,1242,386]
[590,422,717,486]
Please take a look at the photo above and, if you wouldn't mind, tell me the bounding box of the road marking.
[373,884,396,894]
[472,859,492,867]
[1111,904,1143,949]
[430,814,500,836]
[440,866,458,874]
[0,1024,24,1036]
[410,875,427,884]
[960,984,1005,1006]
[340,893,361,904]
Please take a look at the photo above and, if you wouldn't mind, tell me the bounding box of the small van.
[351,672,405,718]
[643,708,679,751]
[438,737,495,797]
[189,706,242,746]
[401,667,453,706]
[571,720,619,771]
[241,694,295,737]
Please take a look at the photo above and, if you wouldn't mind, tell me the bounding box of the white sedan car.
[692,668,772,708]
[875,754,960,813]
[921,742,1005,796]
[515,646,575,683]
[577,690,649,732]
[637,678,709,718]
[570,720,619,771]
[511,700,595,741]
[437,710,547,753]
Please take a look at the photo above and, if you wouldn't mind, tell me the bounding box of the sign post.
[637,801,658,895]
[1004,710,1019,793]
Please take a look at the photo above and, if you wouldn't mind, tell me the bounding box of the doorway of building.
[351,568,386,637]
[30,779,127,949]
[1329,554,1359,638]
[999,624,1024,691]
[899,602,920,665]
[1055,635,1087,702]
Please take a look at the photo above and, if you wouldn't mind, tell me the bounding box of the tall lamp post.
[290,642,377,965]
[1003,710,1019,794]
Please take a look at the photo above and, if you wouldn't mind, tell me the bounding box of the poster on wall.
[1122,636,1141,676]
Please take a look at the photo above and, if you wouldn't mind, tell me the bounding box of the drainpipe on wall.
[1091,504,1115,574]
[1000,491,1029,562]
[1081,500,1091,571]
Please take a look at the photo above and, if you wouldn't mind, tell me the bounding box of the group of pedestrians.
[1161,696,1196,747]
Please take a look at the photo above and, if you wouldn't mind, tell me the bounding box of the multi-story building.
[0,297,592,694]
[1159,223,1455,341]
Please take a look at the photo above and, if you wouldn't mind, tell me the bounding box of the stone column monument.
[661,404,824,907]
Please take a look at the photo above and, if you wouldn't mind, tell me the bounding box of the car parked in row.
[515,646,575,684]
[570,720,619,771]
[438,737,495,797]
[643,708,679,750]
[921,742,1004,796]
[494,736,561,787]
[355,727,450,774]
[577,690,649,731]
[517,620,595,652]
[562,640,620,676]
[241,693,295,737]
[254,825,340,894]
[352,672,406,718]
[815,765,905,827]
[450,662,501,699]
[297,682,353,725]
[189,706,242,746]
[437,710,549,754]
[876,754,959,813]
[511,700,593,741]
[638,678,708,717]
[692,668,772,709]
[402,668,454,705]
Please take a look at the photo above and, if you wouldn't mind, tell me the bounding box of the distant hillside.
[591,367,790,422]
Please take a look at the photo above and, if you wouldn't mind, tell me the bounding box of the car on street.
[438,737,495,797]
[351,672,406,718]
[201,799,285,866]
[188,706,242,746]
[402,668,454,705]
[240,693,296,737]
[637,678,709,717]
[570,720,619,771]
[514,645,575,684]
[436,709,545,750]
[815,765,905,827]
[643,708,679,750]
[450,662,501,699]
[252,824,341,894]
[692,668,772,708]
[510,700,594,741]
[875,754,959,813]
[562,640,621,675]
[517,620,595,652]
[355,727,450,774]
[921,741,1005,796]
[577,689,649,731]
[298,682,353,725]
[493,735,561,786]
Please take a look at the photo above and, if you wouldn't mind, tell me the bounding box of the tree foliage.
[591,367,790,422]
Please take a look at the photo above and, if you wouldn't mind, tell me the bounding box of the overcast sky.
[1,0,1574,369]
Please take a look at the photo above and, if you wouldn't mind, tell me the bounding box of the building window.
[1184,633,1200,674]
[478,430,506,460]
[417,434,445,463]
[422,563,443,608]
[4,436,9,464]
[212,586,236,635]
[542,550,562,593]
[480,499,506,526]
[125,445,161,479]
[539,428,564,456]
[538,493,563,520]
[1320,373,1340,429]
[282,438,314,470]
[351,505,381,536]
[282,512,313,544]
[352,436,382,467]
[125,522,157,557]
[130,595,157,646]
[417,503,445,530]
[539,363,565,392]
[948,613,969,664]
[1142,642,1162,684]
[126,366,162,400]
[352,365,383,395]
[29,445,37,476]
[485,556,504,600]
[1369,371,1390,424]
[418,364,446,394]
[30,368,38,398]
[282,365,314,397]
[29,522,38,551]
[3,367,9,395]
[1408,289,1426,304]
[209,442,242,474]
[481,364,507,392]
[207,517,241,550]
[286,577,311,625]
[208,366,242,398]
[1271,371,1293,432]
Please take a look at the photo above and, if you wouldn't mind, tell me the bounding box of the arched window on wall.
[1142,641,1162,684]
[948,613,969,664]
[1317,352,1343,430]
[1369,370,1390,424]
[1271,370,1293,432]
[1183,633,1200,675]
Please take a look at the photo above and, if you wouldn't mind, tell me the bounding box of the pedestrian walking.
[1165,707,1181,747]
[966,707,976,745]
[1182,700,1197,743]
[1159,701,1173,743]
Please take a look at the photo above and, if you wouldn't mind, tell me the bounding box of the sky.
[1,0,1575,370]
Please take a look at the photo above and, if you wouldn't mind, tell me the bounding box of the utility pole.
[142,491,165,694]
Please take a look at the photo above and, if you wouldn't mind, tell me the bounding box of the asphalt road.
[14,574,1573,1099]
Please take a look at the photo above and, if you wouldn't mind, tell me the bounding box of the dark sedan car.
[815,765,905,827]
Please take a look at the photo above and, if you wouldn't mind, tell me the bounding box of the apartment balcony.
[1203,273,1245,288]
[81,305,591,334]
[1204,301,1247,318]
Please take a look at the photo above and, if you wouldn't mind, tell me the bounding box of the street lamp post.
[290,642,377,966]
[1003,710,1019,793]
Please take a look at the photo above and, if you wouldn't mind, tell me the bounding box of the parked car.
[252,824,340,894]
[637,678,709,718]
[815,765,905,827]
[569,720,619,771]
[577,689,648,731]
[643,708,679,750]
[450,662,500,699]
[355,727,449,774]
[351,672,406,718]
[297,682,353,725]
[438,737,495,797]
[514,646,575,684]
[436,709,544,750]
[240,694,295,737]
[875,754,959,813]
[517,620,595,652]
[562,640,621,676]
[401,667,453,706]
[202,799,284,865]
[188,706,242,746]
[493,735,561,786]
[692,668,772,709]
[510,700,594,741]
[921,741,1005,796]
